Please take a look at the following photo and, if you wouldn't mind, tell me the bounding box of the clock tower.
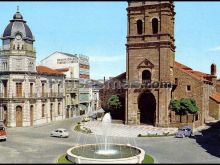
[0,7,36,73]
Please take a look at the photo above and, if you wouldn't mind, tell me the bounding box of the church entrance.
[16,106,22,127]
[138,92,156,125]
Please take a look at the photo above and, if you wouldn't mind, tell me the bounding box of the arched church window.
[137,20,143,35]
[142,70,151,83]
[152,18,159,34]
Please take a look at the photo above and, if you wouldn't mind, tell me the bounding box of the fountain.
[67,113,145,164]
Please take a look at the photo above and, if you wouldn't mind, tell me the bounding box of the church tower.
[0,7,36,73]
[125,1,175,127]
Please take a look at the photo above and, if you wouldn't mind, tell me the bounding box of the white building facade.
[0,9,65,127]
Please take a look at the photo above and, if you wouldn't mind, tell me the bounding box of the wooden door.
[16,106,22,127]
[50,104,53,121]
[30,105,33,126]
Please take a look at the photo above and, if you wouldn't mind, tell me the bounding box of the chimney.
[211,63,217,76]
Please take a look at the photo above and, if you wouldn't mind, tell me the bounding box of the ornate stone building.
[0,8,65,127]
[100,1,220,128]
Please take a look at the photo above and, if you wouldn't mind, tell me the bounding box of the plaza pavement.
[82,120,178,137]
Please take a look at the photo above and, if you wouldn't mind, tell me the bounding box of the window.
[3,81,7,97]
[42,83,45,97]
[30,83,33,97]
[16,83,22,97]
[152,18,159,34]
[58,103,60,115]
[58,84,60,94]
[186,85,191,91]
[137,20,143,34]
[2,62,8,71]
[195,114,199,121]
[175,78,178,85]
[142,70,151,83]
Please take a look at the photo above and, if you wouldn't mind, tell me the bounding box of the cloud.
[209,46,220,51]
[89,55,125,62]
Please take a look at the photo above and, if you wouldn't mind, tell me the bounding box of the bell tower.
[125,1,175,127]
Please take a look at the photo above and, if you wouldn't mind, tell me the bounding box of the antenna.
[17,6,19,12]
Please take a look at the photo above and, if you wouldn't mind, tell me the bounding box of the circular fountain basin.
[66,143,145,164]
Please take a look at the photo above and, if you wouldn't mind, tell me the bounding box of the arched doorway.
[30,105,34,126]
[16,106,22,127]
[138,92,156,125]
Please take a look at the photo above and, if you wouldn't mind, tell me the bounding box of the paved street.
[0,118,220,163]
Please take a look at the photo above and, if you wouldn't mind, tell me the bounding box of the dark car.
[176,126,193,138]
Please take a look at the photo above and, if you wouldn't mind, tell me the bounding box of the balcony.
[48,92,64,98]
[27,93,38,98]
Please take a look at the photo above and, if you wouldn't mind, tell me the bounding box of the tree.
[107,95,122,110]
[169,99,181,113]
[169,98,199,115]
[180,98,199,114]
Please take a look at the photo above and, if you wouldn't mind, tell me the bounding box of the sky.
[0,2,220,80]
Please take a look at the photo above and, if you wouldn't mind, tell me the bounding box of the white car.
[50,128,69,138]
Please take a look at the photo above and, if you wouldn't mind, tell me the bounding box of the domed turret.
[0,7,36,73]
[1,6,35,42]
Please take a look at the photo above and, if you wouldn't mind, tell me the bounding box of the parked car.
[176,126,193,138]
[50,128,69,138]
[0,122,7,141]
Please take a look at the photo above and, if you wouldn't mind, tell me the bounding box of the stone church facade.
[0,9,65,127]
[100,1,220,128]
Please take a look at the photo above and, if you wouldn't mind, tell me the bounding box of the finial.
[17,6,19,12]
